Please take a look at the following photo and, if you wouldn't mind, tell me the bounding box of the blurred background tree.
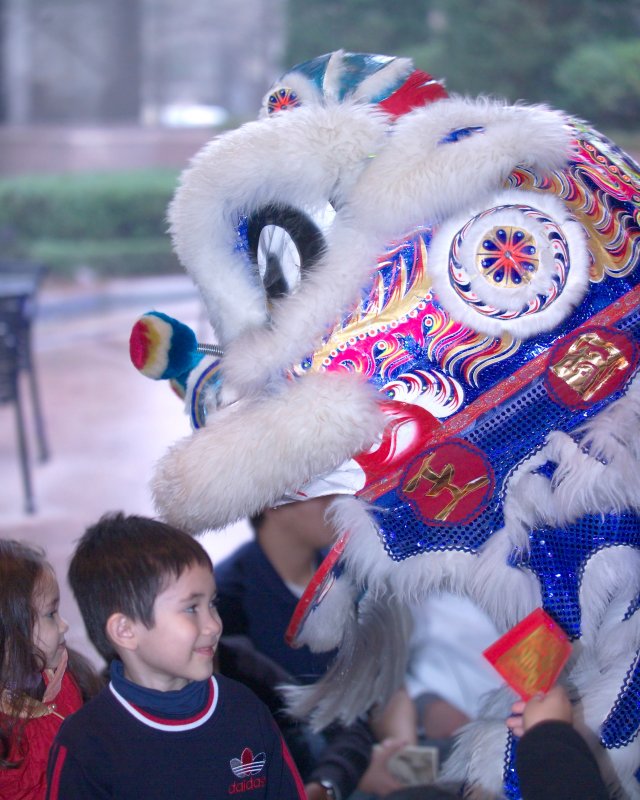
[1,0,638,279]
[286,0,640,132]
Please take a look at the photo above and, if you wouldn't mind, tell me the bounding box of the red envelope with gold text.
[483,608,572,700]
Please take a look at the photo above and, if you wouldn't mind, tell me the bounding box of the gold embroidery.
[404,454,489,520]
[303,236,432,373]
[551,331,629,400]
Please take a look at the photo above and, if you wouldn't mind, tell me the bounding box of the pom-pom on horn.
[129,311,202,380]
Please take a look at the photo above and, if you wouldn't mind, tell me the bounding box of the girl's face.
[32,568,69,670]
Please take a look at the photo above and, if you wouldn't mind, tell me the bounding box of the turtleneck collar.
[109,659,214,724]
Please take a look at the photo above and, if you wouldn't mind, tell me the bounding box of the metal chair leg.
[14,383,35,514]
[26,365,49,462]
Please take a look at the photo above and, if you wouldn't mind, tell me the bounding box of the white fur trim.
[169,101,388,348]
[152,373,385,532]
[579,547,640,656]
[349,97,572,240]
[441,709,511,796]
[567,646,640,797]
[285,588,412,730]
[173,96,572,396]
[497,375,640,534]
[294,572,359,653]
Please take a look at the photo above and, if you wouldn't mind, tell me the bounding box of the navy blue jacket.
[46,674,304,799]
[215,540,334,682]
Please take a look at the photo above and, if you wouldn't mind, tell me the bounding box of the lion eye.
[246,203,334,299]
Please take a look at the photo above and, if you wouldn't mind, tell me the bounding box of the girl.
[0,539,101,799]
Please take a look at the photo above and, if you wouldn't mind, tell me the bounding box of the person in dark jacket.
[507,685,609,800]
[216,496,413,799]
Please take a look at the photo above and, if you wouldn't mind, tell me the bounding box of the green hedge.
[0,169,182,276]
[26,237,180,277]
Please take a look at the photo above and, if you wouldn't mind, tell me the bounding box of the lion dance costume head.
[130,51,640,798]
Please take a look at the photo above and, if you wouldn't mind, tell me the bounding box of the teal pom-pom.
[129,311,203,380]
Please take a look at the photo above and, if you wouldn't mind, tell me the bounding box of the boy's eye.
[185,605,197,613]
[209,597,218,609]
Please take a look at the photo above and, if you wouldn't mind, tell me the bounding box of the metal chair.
[0,260,49,462]
[0,293,35,513]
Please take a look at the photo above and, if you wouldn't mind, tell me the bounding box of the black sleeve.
[216,635,291,714]
[307,718,374,800]
[215,559,250,636]
[516,720,609,800]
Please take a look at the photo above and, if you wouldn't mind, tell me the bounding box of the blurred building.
[0,0,286,173]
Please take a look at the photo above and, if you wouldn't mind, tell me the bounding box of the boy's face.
[124,562,222,692]
[269,495,338,550]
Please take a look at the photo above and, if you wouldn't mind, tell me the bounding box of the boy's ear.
[106,613,138,652]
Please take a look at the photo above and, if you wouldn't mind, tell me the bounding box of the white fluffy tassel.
[284,591,412,731]
[294,572,359,653]
[152,373,384,533]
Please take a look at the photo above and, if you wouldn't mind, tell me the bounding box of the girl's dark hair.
[0,539,48,769]
[67,647,105,703]
[0,541,103,771]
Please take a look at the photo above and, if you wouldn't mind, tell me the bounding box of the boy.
[46,513,305,799]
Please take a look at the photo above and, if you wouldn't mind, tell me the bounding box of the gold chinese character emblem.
[551,331,629,402]
[401,442,493,524]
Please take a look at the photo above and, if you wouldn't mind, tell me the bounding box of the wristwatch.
[319,779,340,800]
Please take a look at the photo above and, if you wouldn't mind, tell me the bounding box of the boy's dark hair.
[248,512,265,534]
[68,513,213,661]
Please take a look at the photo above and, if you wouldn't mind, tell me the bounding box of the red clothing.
[0,671,82,800]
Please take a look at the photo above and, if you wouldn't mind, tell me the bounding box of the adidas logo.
[230,747,266,778]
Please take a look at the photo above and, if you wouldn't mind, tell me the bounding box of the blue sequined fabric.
[625,594,640,622]
[372,316,640,561]
[510,513,640,639]
[601,649,640,749]
[503,733,521,800]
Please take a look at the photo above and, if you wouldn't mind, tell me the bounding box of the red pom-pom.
[129,318,151,371]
